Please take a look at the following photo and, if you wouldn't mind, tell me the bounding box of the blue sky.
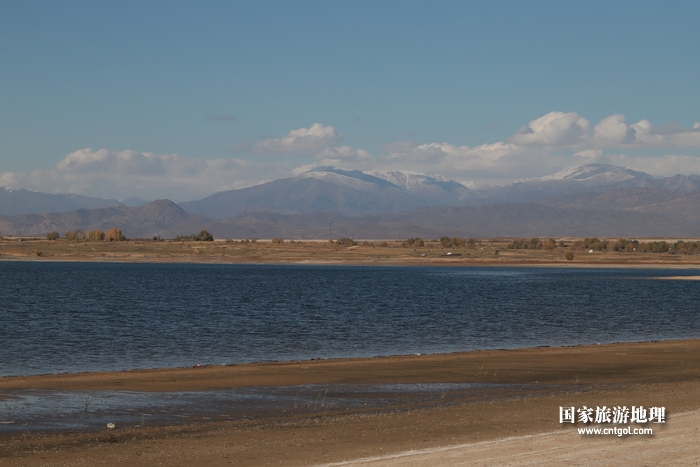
[2,1,700,200]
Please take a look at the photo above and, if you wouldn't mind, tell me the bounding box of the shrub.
[46,231,60,240]
[65,230,85,241]
[271,238,284,244]
[175,230,214,242]
[572,237,610,251]
[403,237,424,248]
[336,237,357,247]
[105,228,126,242]
[638,241,671,253]
[508,238,542,249]
[197,230,214,241]
[669,240,700,255]
[565,251,574,261]
[377,241,388,247]
[440,236,468,248]
[87,230,105,241]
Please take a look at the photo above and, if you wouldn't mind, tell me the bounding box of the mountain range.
[2,164,700,238]
[181,164,700,218]
[178,167,479,218]
[0,187,121,216]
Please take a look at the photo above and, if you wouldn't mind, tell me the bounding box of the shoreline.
[2,339,699,466]
[2,337,699,388]
[4,256,700,269]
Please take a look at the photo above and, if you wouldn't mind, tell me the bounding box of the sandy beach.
[2,339,699,466]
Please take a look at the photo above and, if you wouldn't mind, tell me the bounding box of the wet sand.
[1,339,700,466]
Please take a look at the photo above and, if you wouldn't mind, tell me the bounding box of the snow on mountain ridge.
[368,170,457,189]
[462,181,497,192]
[537,164,656,183]
[302,166,464,191]
[298,167,479,204]
[2,186,30,193]
[299,168,398,190]
[303,166,462,189]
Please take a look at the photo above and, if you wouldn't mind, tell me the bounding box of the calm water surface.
[1,262,699,377]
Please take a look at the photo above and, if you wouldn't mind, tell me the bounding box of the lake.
[2,262,699,377]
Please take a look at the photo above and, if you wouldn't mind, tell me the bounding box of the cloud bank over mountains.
[0,149,285,202]
[378,112,700,183]
[2,111,700,201]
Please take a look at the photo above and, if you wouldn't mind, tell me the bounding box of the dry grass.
[1,237,700,266]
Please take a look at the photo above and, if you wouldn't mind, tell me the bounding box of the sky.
[1,1,700,201]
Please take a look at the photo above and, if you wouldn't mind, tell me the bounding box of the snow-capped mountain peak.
[298,166,397,189]
[368,170,452,188]
[537,164,656,184]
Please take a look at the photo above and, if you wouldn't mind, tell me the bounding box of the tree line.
[507,237,700,255]
[48,228,126,241]
[507,238,558,250]
[174,230,214,242]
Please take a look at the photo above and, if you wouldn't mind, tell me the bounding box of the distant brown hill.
[538,187,700,230]
[1,196,696,239]
[203,204,687,239]
[0,200,212,238]
[0,186,122,216]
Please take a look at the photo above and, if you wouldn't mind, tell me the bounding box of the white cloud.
[316,146,372,165]
[592,114,635,146]
[630,120,700,148]
[290,163,318,176]
[503,112,700,151]
[365,112,700,183]
[250,123,343,155]
[374,140,587,183]
[506,112,700,151]
[508,111,590,146]
[361,111,700,183]
[0,149,288,201]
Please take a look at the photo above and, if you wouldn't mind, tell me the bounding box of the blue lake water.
[1,262,700,377]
